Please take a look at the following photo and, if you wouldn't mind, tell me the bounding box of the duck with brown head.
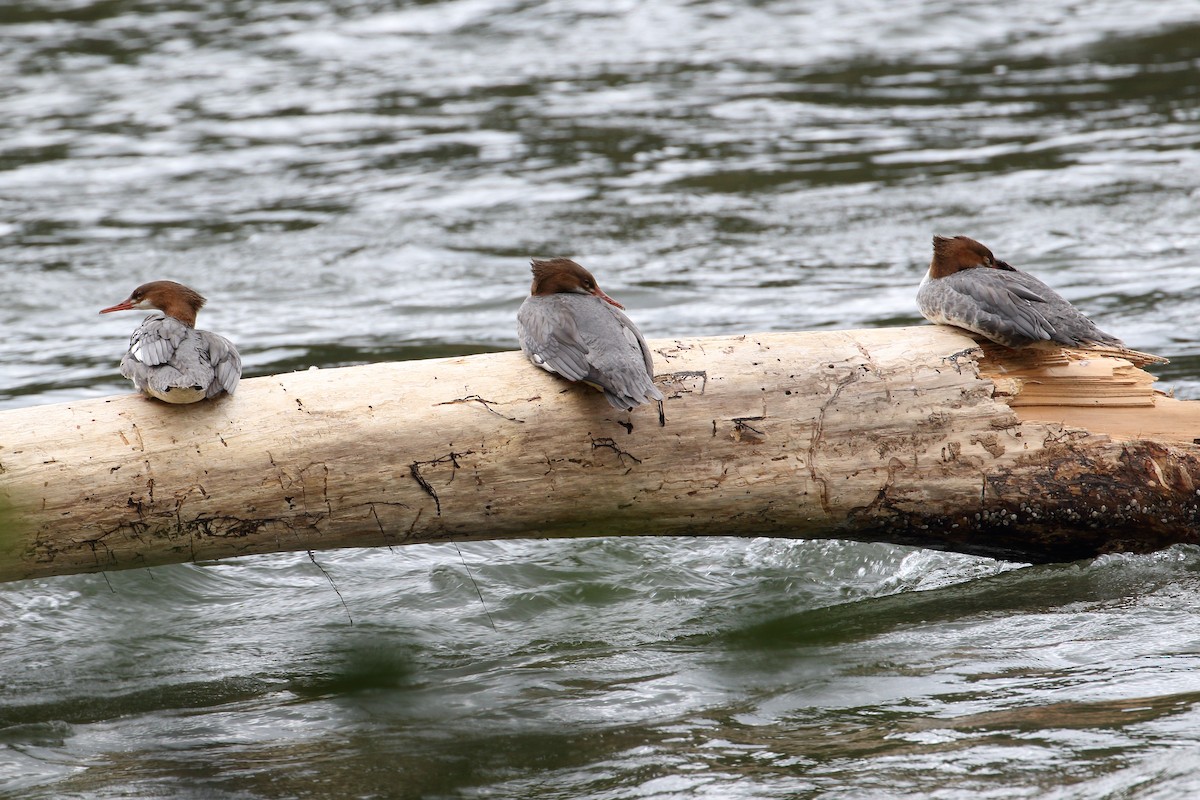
[100,280,242,403]
[517,258,662,411]
[916,235,1124,349]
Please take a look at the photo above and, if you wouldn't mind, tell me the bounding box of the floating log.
[1,325,1198,584]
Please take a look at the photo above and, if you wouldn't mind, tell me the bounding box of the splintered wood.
[978,345,1160,407]
[975,341,1197,444]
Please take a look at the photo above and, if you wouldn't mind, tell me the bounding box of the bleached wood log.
[1,325,1198,584]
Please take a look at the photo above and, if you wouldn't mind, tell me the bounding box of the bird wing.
[918,269,1124,348]
[520,295,661,410]
[120,315,191,389]
[125,315,188,369]
[1001,270,1123,347]
[919,270,1061,345]
[517,296,593,382]
[584,305,664,409]
[200,331,243,398]
[955,270,1061,343]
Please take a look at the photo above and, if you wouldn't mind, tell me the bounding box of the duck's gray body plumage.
[518,293,662,410]
[121,313,241,403]
[917,265,1123,349]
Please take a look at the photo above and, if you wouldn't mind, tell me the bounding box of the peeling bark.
[0,326,1197,584]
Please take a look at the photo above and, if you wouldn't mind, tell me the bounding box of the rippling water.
[2,0,1200,797]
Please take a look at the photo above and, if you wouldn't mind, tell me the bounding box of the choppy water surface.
[2,0,1200,797]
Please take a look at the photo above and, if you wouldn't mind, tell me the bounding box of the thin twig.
[454,542,497,632]
[308,550,353,626]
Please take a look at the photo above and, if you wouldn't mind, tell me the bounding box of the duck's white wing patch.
[127,315,187,366]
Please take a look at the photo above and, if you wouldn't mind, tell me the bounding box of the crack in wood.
[731,415,767,444]
[321,465,332,519]
[854,341,893,403]
[847,457,908,521]
[361,501,410,542]
[542,455,588,475]
[659,370,708,397]
[732,416,766,436]
[808,365,868,516]
[653,341,700,362]
[943,346,983,375]
[75,512,297,572]
[590,437,642,466]
[410,452,467,516]
[437,394,526,423]
[369,503,386,538]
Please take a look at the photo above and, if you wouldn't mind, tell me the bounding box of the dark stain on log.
[970,432,1005,458]
[845,439,1200,563]
[181,515,285,541]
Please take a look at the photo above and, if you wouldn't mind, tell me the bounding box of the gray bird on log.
[917,235,1124,349]
[100,280,242,403]
[517,258,662,410]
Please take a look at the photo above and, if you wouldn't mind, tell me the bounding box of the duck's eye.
[983,257,994,267]
[582,280,594,290]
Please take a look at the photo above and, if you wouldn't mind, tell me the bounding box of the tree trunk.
[1,325,1197,584]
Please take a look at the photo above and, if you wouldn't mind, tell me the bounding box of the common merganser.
[100,280,242,403]
[517,258,662,410]
[917,235,1124,349]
